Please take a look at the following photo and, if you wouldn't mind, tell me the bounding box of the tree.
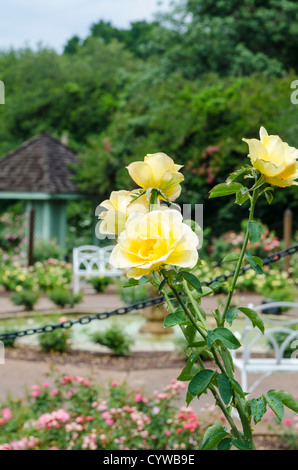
[147,0,298,78]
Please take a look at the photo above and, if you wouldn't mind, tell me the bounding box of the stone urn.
[139,285,173,336]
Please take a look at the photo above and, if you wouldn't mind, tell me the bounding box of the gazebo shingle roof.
[0,132,80,194]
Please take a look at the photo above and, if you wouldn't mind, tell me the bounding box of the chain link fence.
[0,244,297,341]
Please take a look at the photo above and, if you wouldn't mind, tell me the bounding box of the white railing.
[232,302,298,394]
[72,245,122,294]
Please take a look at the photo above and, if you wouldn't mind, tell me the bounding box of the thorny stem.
[160,283,242,441]
[221,188,259,324]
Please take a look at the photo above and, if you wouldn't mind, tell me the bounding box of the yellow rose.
[126,153,184,200]
[97,190,149,235]
[243,126,298,187]
[109,209,199,279]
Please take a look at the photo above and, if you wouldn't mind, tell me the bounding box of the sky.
[0,0,172,53]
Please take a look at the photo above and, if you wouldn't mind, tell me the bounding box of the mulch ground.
[5,344,188,371]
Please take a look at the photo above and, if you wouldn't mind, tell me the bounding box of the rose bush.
[0,373,224,450]
[96,127,298,450]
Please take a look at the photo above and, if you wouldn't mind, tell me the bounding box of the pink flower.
[164,430,171,436]
[134,394,143,403]
[2,408,12,421]
[51,389,59,396]
[42,382,49,388]
[105,419,114,426]
[283,419,292,426]
[111,381,118,387]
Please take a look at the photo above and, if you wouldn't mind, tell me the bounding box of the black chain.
[1,244,297,341]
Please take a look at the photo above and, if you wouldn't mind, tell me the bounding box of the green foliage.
[10,289,40,311]
[117,281,149,305]
[0,330,17,348]
[33,239,64,262]
[89,276,112,293]
[48,288,83,308]
[38,328,72,353]
[151,0,298,78]
[0,372,213,450]
[91,325,134,356]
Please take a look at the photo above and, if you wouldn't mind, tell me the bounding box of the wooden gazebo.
[0,132,83,250]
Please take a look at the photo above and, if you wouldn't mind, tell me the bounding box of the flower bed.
[0,374,225,450]
[0,259,72,293]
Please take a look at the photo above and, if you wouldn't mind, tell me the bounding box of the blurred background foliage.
[0,0,297,240]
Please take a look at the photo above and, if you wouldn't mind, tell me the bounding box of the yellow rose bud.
[97,190,149,235]
[109,209,199,279]
[242,127,298,187]
[126,153,184,200]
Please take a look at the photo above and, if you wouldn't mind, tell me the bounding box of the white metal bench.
[232,302,298,394]
[72,245,122,294]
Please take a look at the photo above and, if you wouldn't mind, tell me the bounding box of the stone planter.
[140,304,173,335]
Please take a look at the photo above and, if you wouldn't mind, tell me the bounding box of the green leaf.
[264,187,274,205]
[248,221,262,244]
[158,278,167,294]
[210,281,227,291]
[238,307,264,334]
[232,440,253,450]
[209,182,243,199]
[195,286,213,298]
[202,424,229,450]
[163,309,188,327]
[226,166,251,184]
[188,369,216,398]
[235,190,250,205]
[225,308,238,326]
[177,357,200,382]
[184,324,197,343]
[186,390,193,407]
[264,393,284,421]
[218,374,232,405]
[123,276,150,287]
[207,328,241,350]
[245,252,263,274]
[123,279,140,287]
[217,437,233,450]
[229,377,246,398]
[268,390,298,414]
[222,252,241,263]
[180,271,202,292]
[251,397,266,424]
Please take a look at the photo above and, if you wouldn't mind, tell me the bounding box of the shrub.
[33,239,64,262]
[118,281,149,305]
[48,288,83,308]
[10,289,40,311]
[0,330,17,348]
[91,325,134,356]
[38,327,72,353]
[89,276,111,293]
[0,373,219,450]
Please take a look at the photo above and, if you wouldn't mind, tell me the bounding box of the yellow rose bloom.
[109,209,199,279]
[243,126,298,187]
[126,153,184,200]
[97,190,149,235]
